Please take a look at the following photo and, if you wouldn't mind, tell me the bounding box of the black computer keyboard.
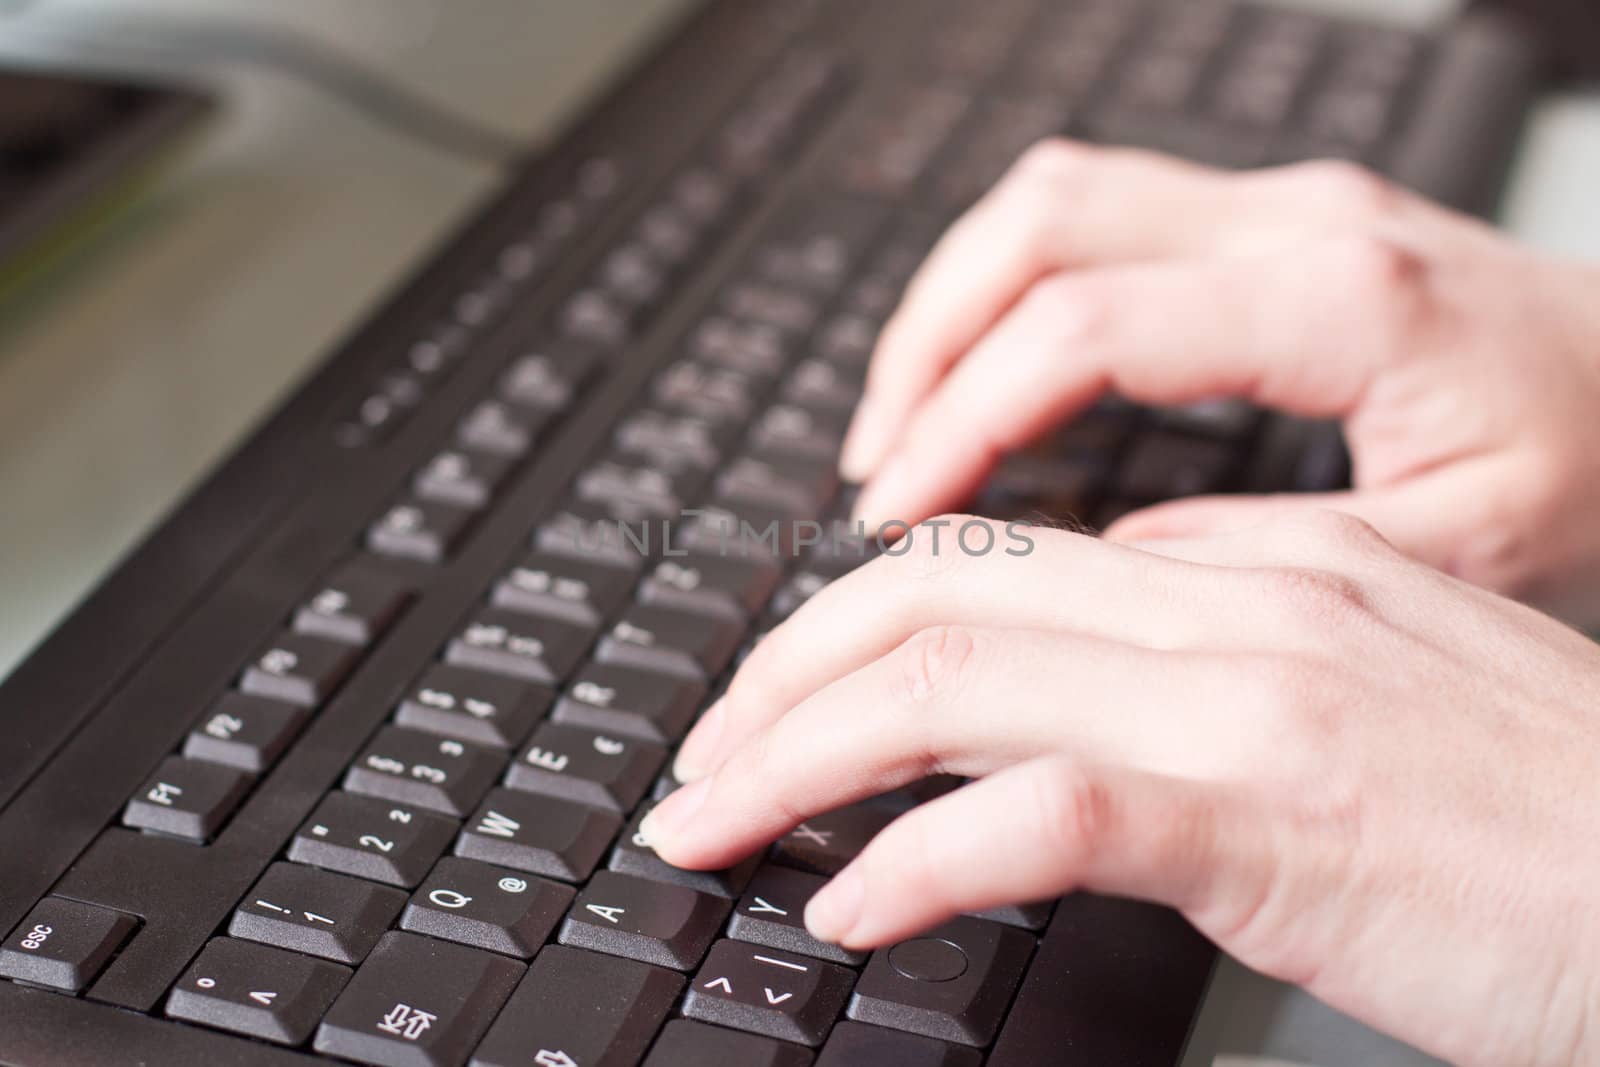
[0,1,1542,1065]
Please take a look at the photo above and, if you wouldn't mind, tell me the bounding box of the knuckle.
[1031,759,1111,864]
[1012,136,1096,182]
[1254,564,1374,626]
[890,624,980,708]
[1025,273,1115,344]
[1264,509,1391,558]
[1333,234,1431,299]
[1293,159,1402,219]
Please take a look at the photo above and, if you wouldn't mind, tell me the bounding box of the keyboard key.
[653,361,758,425]
[972,900,1055,931]
[639,554,781,620]
[729,866,867,965]
[344,727,505,817]
[230,863,406,964]
[846,916,1033,1047]
[677,500,800,561]
[400,858,573,959]
[0,897,137,993]
[314,932,523,1067]
[456,788,620,882]
[294,564,411,647]
[459,398,549,458]
[395,665,551,749]
[577,454,701,517]
[771,803,895,876]
[644,1019,812,1067]
[553,662,705,743]
[367,498,476,564]
[167,937,350,1045]
[559,871,728,971]
[536,499,655,569]
[288,794,458,888]
[445,610,594,686]
[490,552,634,627]
[616,409,732,471]
[684,940,855,1046]
[415,448,516,509]
[597,604,742,680]
[499,343,597,411]
[123,756,253,842]
[717,453,839,517]
[609,801,760,899]
[470,945,682,1067]
[751,402,850,462]
[816,1021,981,1067]
[240,632,360,708]
[181,692,307,773]
[505,723,666,812]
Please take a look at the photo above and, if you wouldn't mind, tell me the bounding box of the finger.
[853,233,1431,527]
[646,627,1245,871]
[672,520,1247,782]
[802,756,1263,950]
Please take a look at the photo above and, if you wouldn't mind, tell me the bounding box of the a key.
[772,803,895,876]
[729,866,867,965]
[536,499,654,569]
[688,315,789,378]
[367,498,476,564]
[230,863,406,964]
[469,945,683,1067]
[459,398,549,458]
[717,453,839,517]
[491,552,634,628]
[783,358,861,414]
[0,897,137,993]
[684,940,855,1047]
[499,344,596,411]
[444,610,593,685]
[972,900,1055,932]
[576,454,701,517]
[639,554,781,620]
[344,727,504,817]
[750,402,850,462]
[415,448,516,510]
[720,281,821,335]
[314,932,523,1067]
[615,409,732,471]
[505,723,666,812]
[677,500,800,561]
[643,1019,812,1067]
[400,858,573,959]
[123,756,252,842]
[653,361,758,425]
[816,1021,981,1067]
[846,916,1034,1047]
[182,692,308,773]
[167,937,351,1045]
[597,604,742,681]
[608,801,759,899]
[294,564,411,647]
[552,662,705,743]
[288,794,458,888]
[395,665,551,749]
[240,632,360,708]
[456,788,620,882]
[558,871,728,971]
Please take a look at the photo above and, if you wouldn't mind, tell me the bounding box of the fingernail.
[639,776,711,851]
[805,865,865,945]
[673,698,726,783]
[852,453,911,527]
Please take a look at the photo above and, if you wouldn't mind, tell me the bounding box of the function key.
[456,788,620,883]
[414,447,516,510]
[123,755,253,842]
[459,398,550,458]
[553,662,705,743]
[491,552,635,628]
[395,664,551,749]
[558,871,728,971]
[293,563,411,647]
[366,498,476,564]
[683,940,855,1047]
[0,897,138,993]
[343,727,505,817]
[182,692,307,773]
[230,862,406,965]
[499,342,599,411]
[288,793,457,888]
[444,609,594,686]
[399,858,573,959]
[505,723,666,812]
[166,937,350,1046]
[241,632,360,708]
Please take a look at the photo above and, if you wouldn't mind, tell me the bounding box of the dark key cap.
[717,454,839,517]
[609,801,760,899]
[491,552,634,627]
[0,897,137,993]
[615,409,732,471]
[816,1021,981,1067]
[396,665,551,749]
[314,932,523,1067]
[688,315,789,377]
[367,498,476,564]
[400,858,573,959]
[499,344,596,411]
[506,723,666,812]
[1117,432,1238,501]
[445,610,593,685]
[972,900,1055,931]
[456,788,620,882]
[783,358,861,414]
[241,632,360,707]
[415,448,516,509]
[536,499,656,569]
[577,454,701,517]
[768,570,830,622]
[553,662,705,743]
[344,727,505,817]
[654,361,758,425]
[288,794,458,888]
[559,871,728,971]
[597,604,742,681]
[730,866,866,965]
[846,916,1033,1046]
[459,398,549,458]
[471,946,682,1067]
[167,937,350,1045]
[295,564,411,646]
[644,1019,813,1067]
[639,554,781,620]
[123,756,253,842]
[230,863,406,964]
[772,803,895,876]
[751,402,849,462]
[182,692,307,773]
[685,940,855,1047]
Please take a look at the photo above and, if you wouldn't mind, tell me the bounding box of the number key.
[287,793,457,888]
[344,726,504,817]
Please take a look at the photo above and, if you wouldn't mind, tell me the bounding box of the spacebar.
[986,895,1216,1067]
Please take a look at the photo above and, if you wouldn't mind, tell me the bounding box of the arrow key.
[684,940,855,1047]
[166,937,351,1045]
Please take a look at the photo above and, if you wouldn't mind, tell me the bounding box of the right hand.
[840,140,1600,625]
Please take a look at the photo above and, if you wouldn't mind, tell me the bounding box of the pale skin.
[640,142,1600,1065]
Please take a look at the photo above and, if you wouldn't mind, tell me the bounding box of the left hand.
[641,513,1600,1067]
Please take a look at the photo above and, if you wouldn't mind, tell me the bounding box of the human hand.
[643,513,1600,1066]
[839,141,1600,625]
